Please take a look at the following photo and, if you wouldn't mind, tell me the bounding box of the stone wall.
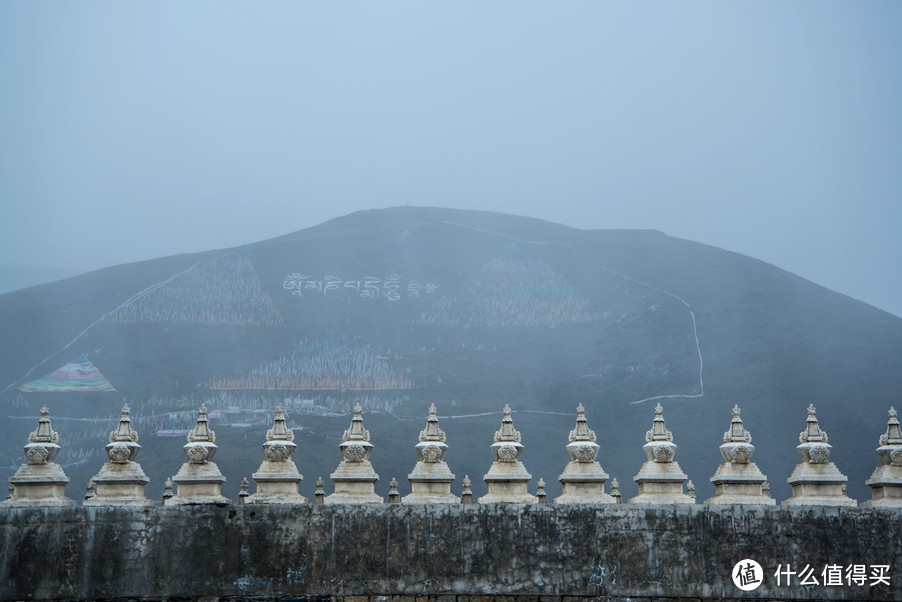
[1,504,900,601]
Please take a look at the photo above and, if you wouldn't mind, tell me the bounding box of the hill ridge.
[0,207,899,505]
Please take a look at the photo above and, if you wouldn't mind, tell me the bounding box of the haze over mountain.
[1,207,900,503]
[0,264,83,295]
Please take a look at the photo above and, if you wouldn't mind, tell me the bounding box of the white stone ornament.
[404,404,458,503]
[247,405,306,504]
[706,405,774,505]
[610,478,622,503]
[26,446,50,465]
[388,477,401,503]
[783,405,855,507]
[864,407,902,507]
[327,404,382,504]
[313,476,325,504]
[3,406,74,507]
[629,404,694,504]
[460,475,474,504]
[343,444,366,463]
[479,405,537,504]
[26,405,62,463]
[85,404,153,507]
[554,404,615,504]
[168,405,228,505]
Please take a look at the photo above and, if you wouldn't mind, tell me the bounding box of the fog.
[1,2,900,317]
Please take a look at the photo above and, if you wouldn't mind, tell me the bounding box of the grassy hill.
[1,206,900,503]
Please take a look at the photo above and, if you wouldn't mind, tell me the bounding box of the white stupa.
[168,405,229,505]
[84,404,153,506]
[554,404,615,504]
[782,404,856,507]
[326,403,383,503]
[246,405,306,504]
[628,403,694,504]
[479,405,537,503]
[403,404,459,503]
[705,405,774,505]
[863,407,902,507]
[4,406,75,507]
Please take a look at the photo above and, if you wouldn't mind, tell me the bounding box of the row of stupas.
[4,401,902,508]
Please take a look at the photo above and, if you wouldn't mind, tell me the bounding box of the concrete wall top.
[1,504,900,601]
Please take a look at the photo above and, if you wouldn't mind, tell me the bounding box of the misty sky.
[2,2,900,317]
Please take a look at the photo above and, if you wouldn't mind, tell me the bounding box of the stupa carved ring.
[497,445,519,463]
[573,444,597,463]
[653,444,674,463]
[265,444,291,463]
[890,448,902,467]
[186,445,210,464]
[808,445,831,464]
[729,445,751,464]
[421,444,442,463]
[25,446,49,465]
[108,444,131,464]
[343,444,366,462]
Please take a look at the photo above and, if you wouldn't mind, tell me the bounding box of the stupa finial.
[536,478,547,503]
[28,406,60,447]
[110,404,139,444]
[388,477,400,503]
[266,404,295,442]
[342,403,370,442]
[799,404,828,444]
[879,407,902,447]
[568,403,597,442]
[187,405,215,444]
[645,403,673,442]
[419,403,447,442]
[494,404,522,443]
[723,405,752,444]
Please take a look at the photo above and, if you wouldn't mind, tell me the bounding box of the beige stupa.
[246,405,306,504]
[628,403,694,504]
[783,404,856,507]
[4,406,75,507]
[388,478,401,503]
[554,404,616,504]
[84,404,153,507]
[863,407,902,507]
[478,405,537,503]
[705,405,775,505]
[403,404,459,503]
[460,475,474,504]
[313,477,325,504]
[167,405,229,505]
[326,404,383,503]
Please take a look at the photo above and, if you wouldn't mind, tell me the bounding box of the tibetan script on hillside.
[283,273,438,301]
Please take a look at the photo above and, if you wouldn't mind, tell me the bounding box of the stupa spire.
[403,404,458,503]
[783,405,855,507]
[246,405,306,504]
[85,404,152,506]
[706,405,773,505]
[168,405,228,505]
[554,404,614,504]
[629,404,693,504]
[326,404,382,503]
[864,407,902,507]
[4,407,74,507]
[479,405,536,503]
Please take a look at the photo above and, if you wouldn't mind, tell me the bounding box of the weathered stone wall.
[1,504,900,601]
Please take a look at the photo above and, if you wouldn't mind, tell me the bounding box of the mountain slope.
[1,206,900,503]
